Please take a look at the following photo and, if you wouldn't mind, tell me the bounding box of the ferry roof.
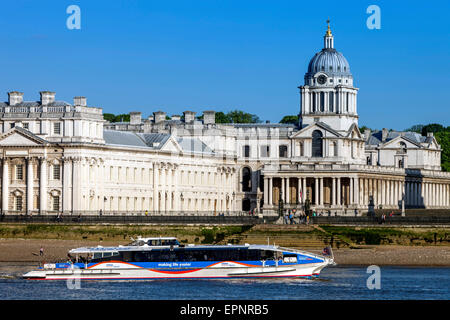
[68,244,280,254]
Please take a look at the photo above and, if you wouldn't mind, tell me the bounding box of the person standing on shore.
[39,246,44,256]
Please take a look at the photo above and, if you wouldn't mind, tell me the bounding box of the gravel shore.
[1,238,449,266]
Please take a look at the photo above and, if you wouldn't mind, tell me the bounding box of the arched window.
[399,142,407,153]
[242,167,252,192]
[320,92,325,112]
[329,92,334,112]
[312,92,316,112]
[333,141,338,157]
[299,142,304,156]
[312,130,323,157]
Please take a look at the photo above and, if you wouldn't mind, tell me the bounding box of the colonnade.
[263,175,450,209]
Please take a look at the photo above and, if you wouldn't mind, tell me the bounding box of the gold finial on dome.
[325,18,332,36]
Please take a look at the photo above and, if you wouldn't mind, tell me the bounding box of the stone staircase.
[218,224,351,249]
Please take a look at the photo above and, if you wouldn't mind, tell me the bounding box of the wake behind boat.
[23,237,335,280]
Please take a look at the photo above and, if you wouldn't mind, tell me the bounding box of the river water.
[0,264,448,300]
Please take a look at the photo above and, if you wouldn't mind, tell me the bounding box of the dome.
[307,48,351,77]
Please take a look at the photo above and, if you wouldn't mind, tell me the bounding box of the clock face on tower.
[317,75,327,85]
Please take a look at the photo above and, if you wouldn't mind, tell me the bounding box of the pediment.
[160,136,183,153]
[382,136,421,149]
[291,122,341,139]
[346,123,363,139]
[0,128,47,146]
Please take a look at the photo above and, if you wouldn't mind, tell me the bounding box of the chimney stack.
[153,111,166,123]
[203,111,215,124]
[8,91,24,105]
[183,111,196,123]
[40,91,55,105]
[130,112,142,125]
[73,96,87,106]
[382,128,389,142]
[364,128,371,141]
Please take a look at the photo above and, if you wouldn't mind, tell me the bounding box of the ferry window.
[93,253,102,259]
[260,250,275,260]
[103,252,113,258]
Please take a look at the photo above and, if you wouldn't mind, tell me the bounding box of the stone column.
[354,177,359,207]
[302,178,307,203]
[160,166,166,212]
[264,177,268,205]
[315,178,319,205]
[332,177,336,206]
[71,157,81,215]
[27,157,34,214]
[349,177,353,205]
[62,157,72,214]
[337,177,341,206]
[281,177,285,204]
[153,163,159,212]
[285,177,290,204]
[167,167,172,211]
[320,177,324,206]
[268,177,273,205]
[297,177,302,204]
[40,157,47,215]
[2,158,9,214]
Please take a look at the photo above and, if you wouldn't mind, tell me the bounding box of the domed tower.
[299,20,359,131]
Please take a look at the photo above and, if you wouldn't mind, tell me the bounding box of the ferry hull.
[23,261,331,280]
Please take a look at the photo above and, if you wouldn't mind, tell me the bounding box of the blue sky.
[0,0,448,130]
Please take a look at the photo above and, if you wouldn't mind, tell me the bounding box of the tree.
[404,124,424,133]
[227,110,261,124]
[215,112,229,124]
[103,113,130,122]
[103,113,116,123]
[421,123,445,136]
[279,115,299,124]
[435,131,450,172]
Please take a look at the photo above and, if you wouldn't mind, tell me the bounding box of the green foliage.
[436,131,450,172]
[214,110,261,124]
[227,110,261,124]
[215,112,229,123]
[421,123,446,136]
[404,124,424,133]
[279,115,299,124]
[359,125,376,133]
[103,113,130,123]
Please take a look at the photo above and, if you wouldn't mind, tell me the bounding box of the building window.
[279,145,288,158]
[260,145,270,157]
[311,130,323,157]
[16,165,23,180]
[53,196,60,211]
[15,196,23,211]
[23,123,29,130]
[329,92,334,111]
[53,122,61,135]
[53,164,60,180]
[243,145,250,158]
[242,167,252,192]
[320,92,325,112]
[299,142,304,156]
[10,123,15,129]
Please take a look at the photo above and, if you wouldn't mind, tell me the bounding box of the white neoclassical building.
[1,22,449,216]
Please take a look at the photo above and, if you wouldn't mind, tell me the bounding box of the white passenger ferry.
[23,237,335,280]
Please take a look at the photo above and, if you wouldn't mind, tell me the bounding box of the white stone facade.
[0,24,449,216]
